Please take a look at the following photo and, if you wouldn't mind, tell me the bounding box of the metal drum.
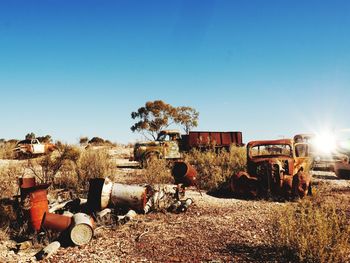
[171,161,197,187]
[110,184,148,212]
[42,212,72,232]
[87,178,113,212]
[69,213,94,246]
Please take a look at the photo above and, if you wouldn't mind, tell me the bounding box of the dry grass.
[24,145,115,193]
[0,164,25,240]
[184,145,246,191]
[139,158,173,185]
[274,188,350,263]
[74,148,115,191]
[26,144,81,184]
[0,141,16,159]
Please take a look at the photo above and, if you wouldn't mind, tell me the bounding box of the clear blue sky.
[1,0,349,143]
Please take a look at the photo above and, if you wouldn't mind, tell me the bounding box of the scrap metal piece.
[117,210,137,224]
[135,228,149,242]
[13,138,57,159]
[35,241,61,261]
[144,184,180,213]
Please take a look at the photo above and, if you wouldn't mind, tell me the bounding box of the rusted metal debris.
[87,177,193,214]
[35,241,61,260]
[15,175,194,260]
[230,139,312,199]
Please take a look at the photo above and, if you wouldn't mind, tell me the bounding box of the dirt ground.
[0,156,349,262]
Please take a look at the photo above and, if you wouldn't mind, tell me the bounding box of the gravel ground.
[0,160,349,262]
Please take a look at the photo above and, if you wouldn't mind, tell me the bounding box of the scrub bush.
[184,145,246,191]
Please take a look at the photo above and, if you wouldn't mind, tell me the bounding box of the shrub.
[88,137,115,146]
[0,141,17,159]
[75,148,115,191]
[184,145,246,191]
[274,195,350,262]
[139,158,173,185]
[79,137,89,145]
[0,164,25,240]
[25,145,115,193]
[26,145,81,184]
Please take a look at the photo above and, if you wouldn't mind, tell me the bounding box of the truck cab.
[133,130,182,167]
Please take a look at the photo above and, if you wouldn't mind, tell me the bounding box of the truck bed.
[181,131,243,151]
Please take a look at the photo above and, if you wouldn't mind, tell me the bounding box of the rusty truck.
[133,130,243,167]
[230,139,312,199]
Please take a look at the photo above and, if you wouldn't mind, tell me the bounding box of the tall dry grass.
[25,145,115,193]
[184,145,246,191]
[0,164,25,240]
[0,141,17,159]
[74,148,115,191]
[140,158,173,185]
[274,190,350,263]
[26,144,81,184]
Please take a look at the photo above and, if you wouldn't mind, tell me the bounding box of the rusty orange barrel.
[19,177,36,189]
[29,189,49,231]
[42,212,72,232]
[171,161,197,187]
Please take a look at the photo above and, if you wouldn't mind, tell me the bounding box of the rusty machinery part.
[87,178,113,212]
[42,212,72,232]
[69,213,94,246]
[294,168,312,197]
[110,184,148,213]
[169,198,193,213]
[230,171,259,198]
[171,161,197,187]
[143,184,185,214]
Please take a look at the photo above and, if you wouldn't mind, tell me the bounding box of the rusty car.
[294,134,349,175]
[230,139,312,199]
[14,138,57,158]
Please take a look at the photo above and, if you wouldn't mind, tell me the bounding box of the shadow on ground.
[312,174,339,180]
[221,243,298,263]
